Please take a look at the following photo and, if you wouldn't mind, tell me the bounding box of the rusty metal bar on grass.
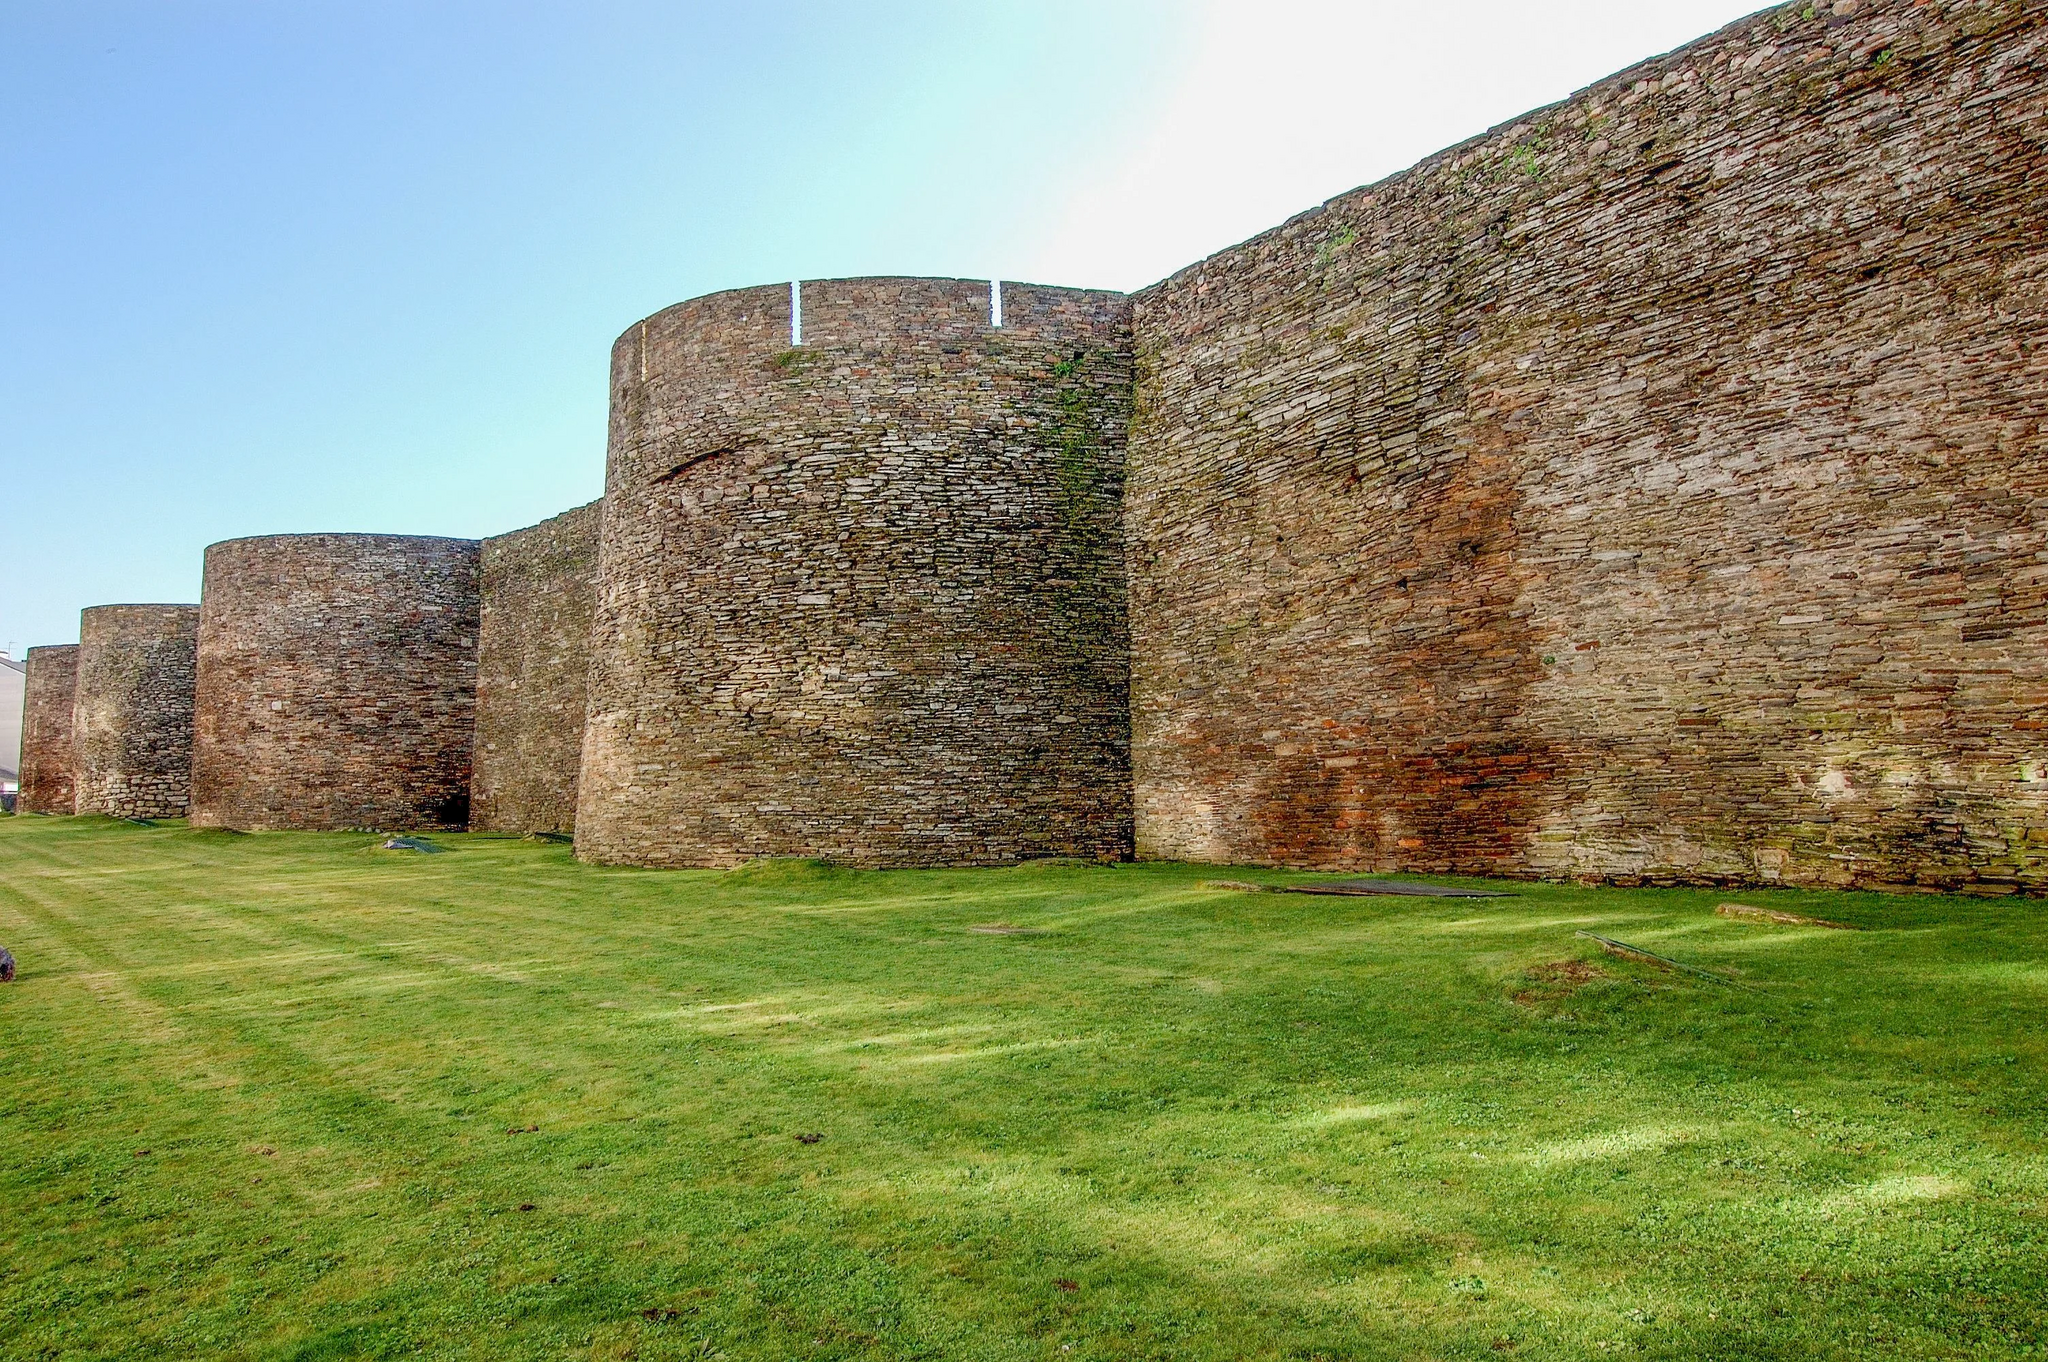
[1575,931,1753,988]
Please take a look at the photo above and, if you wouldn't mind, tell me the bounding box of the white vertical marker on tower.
[790,280,803,346]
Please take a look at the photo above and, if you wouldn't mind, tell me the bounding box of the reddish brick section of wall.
[18,644,80,814]
[73,606,199,819]
[472,500,601,833]
[577,277,1134,867]
[1127,0,2048,892]
[190,534,481,832]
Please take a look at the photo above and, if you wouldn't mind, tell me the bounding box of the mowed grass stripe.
[2,816,2045,1359]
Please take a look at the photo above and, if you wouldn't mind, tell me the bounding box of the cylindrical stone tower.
[18,644,81,814]
[190,534,481,831]
[74,606,200,818]
[576,276,1135,868]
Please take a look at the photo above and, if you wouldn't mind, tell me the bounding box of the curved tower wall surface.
[73,606,199,818]
[1125,0,2048,892]
[471,500,601,834]
[577,277,1134,867]
[190,534,481,831]
[18,644,80,814]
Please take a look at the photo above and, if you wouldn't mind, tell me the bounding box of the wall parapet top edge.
[1125,0,1943,306]
[620,275,1129,353]
[202,532,483,554]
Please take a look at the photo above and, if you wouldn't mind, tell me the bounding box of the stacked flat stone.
[471,500,600,834]
[73,605,199,819]
[17,644,80,814]
[577,277,1135,867]
[15,0,2047,895]
[190,534,480,832]
[1124,0,2048,892]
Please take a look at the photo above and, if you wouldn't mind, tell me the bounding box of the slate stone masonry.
[16,0,2045,893]
[73,606,199,819]
[190,534,481,832]
[18,644,80,814]
[1124,0,2048,892]
[472,500,601,834]
[576,277,1135,867]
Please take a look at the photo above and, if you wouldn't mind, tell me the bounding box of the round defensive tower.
[190,534,481,831]
[18,644,81,814]
[576,276,1135,868]
[73,605,200,818]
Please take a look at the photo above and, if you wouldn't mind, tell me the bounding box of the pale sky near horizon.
[2,0,1760,653]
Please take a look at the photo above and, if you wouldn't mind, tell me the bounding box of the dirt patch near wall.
[1511,959,1608,1007]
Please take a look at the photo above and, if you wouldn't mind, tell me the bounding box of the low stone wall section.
[190,534,480,831]
[18,644,80,814]
[1125,0,2048,891]
[577,277,1135,867]
[471,500,601,833]
[73,606,199,819]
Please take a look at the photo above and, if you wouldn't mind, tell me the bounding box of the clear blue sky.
[1,0,1757,653]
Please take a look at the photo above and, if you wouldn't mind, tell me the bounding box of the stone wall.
[472,500,601,833]
[577,277,1134,867]
[17,0,2045,884]
[73,606,199,819]
[190,534,480,831]
[1126,0,2048,891]
[18,644,79,814]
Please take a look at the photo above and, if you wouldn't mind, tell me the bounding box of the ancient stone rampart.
[577,277,1134,867]
[1126,0,2048,891]
[18,0,2045,887]
[190,534,480,831]
[73,606,199,818]
[472,500,601,833]
[18,644,80,814]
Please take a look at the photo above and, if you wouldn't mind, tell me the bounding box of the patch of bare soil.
[1512,959,1608,1007]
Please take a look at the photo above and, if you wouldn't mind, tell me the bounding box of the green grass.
[2,816,2044,1361]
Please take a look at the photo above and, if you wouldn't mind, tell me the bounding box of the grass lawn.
[2,817,2044,1361]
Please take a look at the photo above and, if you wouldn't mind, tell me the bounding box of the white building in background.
[1,651,24,809]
